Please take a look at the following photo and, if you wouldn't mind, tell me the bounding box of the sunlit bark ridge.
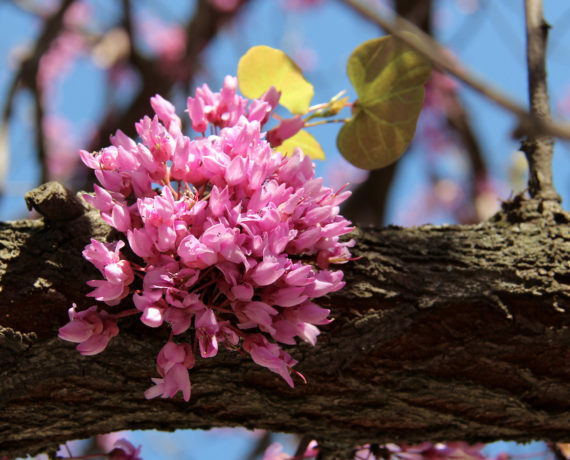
[1,182,569,458]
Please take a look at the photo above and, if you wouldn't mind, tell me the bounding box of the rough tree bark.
[0,182,569,458]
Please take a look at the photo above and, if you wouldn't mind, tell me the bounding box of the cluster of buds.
[59,76,353,401]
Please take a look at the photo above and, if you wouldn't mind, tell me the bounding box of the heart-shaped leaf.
[337,35,431,170]
[238,46,314,114]
[275,129,325,160]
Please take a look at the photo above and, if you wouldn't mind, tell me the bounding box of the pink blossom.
[145,342,194,401]
[244,334,297,387]
[85,255,134,306]
[164,303,194,335]
[151,94,182,135]
[82,238,123,272]
[187,76,248,131]
[126,227,156,258]
[82,240,134,305]
[248,86,280,125]
[108,439,142,460]
[283,0,326,10]
[251,252,287,285]
[209,0,240,12]
[84,185,132,232]
[137,12,186,64]
[231,283,254,301]
[291,301,331,325]
[276,149,314,187]
[135,115,175,163]
[238,301,278,333]
[266,115,304,146]
[58,305,119,356]
[133,289,166,328]
[43,115,81,181]
[262,440,319,460]
[138,187,179,252]
[262,442,293,460]
[201,223,246,265]
[37,30,85,97]
[178,233,218,268]
[67,79,353,401]
[195,308,219,358]
[216,320,240,346]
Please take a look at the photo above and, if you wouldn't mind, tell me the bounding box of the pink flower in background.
[107,438,143,460]
[556,83,570,118]
[63,0,91,28]
[37,27,86,98]
[97,431,130,452]
[37,1,91,98]
[137,12,186,63]
[263,442,294,460]
[293,47,318,73]
[416,70,461,154]
[209,0,241,12]
[43,115,82,182]
[282,0,326,10]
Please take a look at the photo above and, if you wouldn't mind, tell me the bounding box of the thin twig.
[31,82,48,184]
[241,430,272,460]
[340,0,570,141]
[520,0,560,202]
[304,118,349,127]
[294,436,313,458]
[548,443,568,460]
[0,0,76,191]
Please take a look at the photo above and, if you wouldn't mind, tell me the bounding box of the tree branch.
[31,78,48,185]
[341,0,570,141]
[84,0,249,154]
[1,183,570,457]
[520,0,560,203]
[0,0,76,199]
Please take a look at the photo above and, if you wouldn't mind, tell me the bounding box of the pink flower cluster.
[38,2,90,98]
[59,76,353,401]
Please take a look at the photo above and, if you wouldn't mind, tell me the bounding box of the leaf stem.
[304,118,349,127]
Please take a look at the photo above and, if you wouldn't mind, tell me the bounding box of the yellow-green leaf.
[337,34,431,170]
[275,129,325,160]
[238,46,314,114]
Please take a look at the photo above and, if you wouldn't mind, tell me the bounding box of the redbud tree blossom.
[59,77,354,401]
